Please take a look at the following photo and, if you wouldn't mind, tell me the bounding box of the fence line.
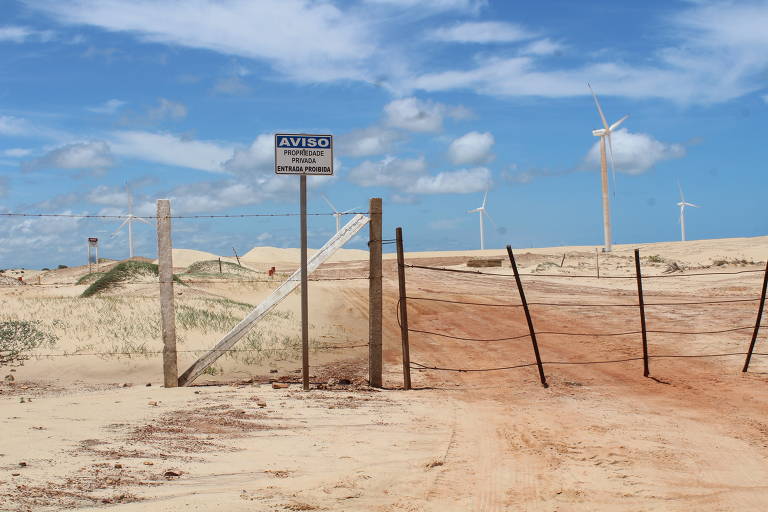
[24,343,370,359]
[410,352,768,373]
[398,244,768,384]
[0,211,369,219]
[405,263,764,279]
[404,295,760,308]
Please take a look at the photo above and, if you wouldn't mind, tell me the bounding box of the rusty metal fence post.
[743,258,768,372]
[634,249,650,377]
[506,245,548,388]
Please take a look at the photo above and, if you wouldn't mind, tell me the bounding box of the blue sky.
[1,0,767,268]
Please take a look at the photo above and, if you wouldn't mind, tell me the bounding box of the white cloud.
[223,134,274,175]
[110,131,232,173]
[762,94,768,104]
[365,0,485,11]
[86,185,130,206]
[520,38,563,56]
[2,148,31,157]
[147,98,187,121]
[0,25,55,43]
[348,156,427,188]
[585,128,685,175]
[30,0,376,83]
[0,176,7,197]
[428,21,534,43]
[348,155,490,195]
[0,115,31,135]
[213,76,251,95]
[21,141,114,173]
[448,131,494,165]
[384,97,470,132]
[87,99,126,114]
[410,2,768,104]
[337,126,401,157]
[407,167,491,194]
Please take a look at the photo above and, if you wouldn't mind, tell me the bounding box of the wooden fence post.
[634,249,650,377]
[396,227,411,390]
[157,199,178,388]
[743,258,768,372]
[368,198,383,388]
[506,245,548,388]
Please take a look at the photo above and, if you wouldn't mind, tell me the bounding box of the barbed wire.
[0,276,370,287]
[404,263,764,279]
[0,212,370,219]
[404,325,756,342]
[403,295,760,308]
[410,352,768,372]
[26,343,370,358]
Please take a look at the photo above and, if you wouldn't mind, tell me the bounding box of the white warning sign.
[274,134,334,175]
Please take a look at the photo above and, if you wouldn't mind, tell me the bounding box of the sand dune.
[241,245,369,264]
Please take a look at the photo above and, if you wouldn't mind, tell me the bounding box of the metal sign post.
[275,133,334,391]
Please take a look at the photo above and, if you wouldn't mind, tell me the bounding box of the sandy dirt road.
[358,256,768,511]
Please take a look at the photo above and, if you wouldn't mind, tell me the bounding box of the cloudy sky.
[1,0,767,267]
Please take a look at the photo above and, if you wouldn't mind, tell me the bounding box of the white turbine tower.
[321,194,357,234]
[677,183,698,242]
[589,83,629,253]
[468,191,497,250]
[111,185,150,259]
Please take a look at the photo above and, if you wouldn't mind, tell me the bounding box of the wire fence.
[1,206,379,376]
[397,245,768,384]
[0,211,369,219]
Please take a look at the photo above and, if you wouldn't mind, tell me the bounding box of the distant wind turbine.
[589,83,629,253]
[677,183,698,242]
[111,184,150,259]
[468,190,498,250]
[322,194,358,233]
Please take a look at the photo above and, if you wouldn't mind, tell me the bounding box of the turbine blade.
[468,208,480,214]
[136,216,151,225]
[112,218,129,236]
[609,114,629,131]
[485,210,498,228]
[678,181,685,202]
[588,83,609,130]
[482,190,488,209]
[321,194,338,213]
[341,207,360,214]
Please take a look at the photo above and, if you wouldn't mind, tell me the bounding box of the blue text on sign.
[276,135,332,149]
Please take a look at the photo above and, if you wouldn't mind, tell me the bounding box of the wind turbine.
[589,83,629,253]
[321,194,357,233]
[468,190,497,250]
[111,184,150,259]
[677,183,698,242]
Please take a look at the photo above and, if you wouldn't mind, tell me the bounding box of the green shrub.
[76,272,107,285]
[80,261,184,298]
[0,320,57,366]
[57,264,68,269]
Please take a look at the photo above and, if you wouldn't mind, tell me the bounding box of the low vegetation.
[185,260,258,279]
[80,261,183,297]
[0,320,57,366]
[76,272,107,285]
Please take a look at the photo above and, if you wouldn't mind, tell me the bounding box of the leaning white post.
[157,199,178,387]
